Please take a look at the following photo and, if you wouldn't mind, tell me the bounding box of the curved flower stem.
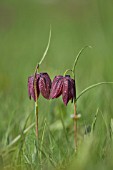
[72,45,92,150]
[38,26,51,66]
[63,69,77,149]
[76,82,113,102]
[33,26,51,138]
[72,45,92,72]
[63,69,74,77]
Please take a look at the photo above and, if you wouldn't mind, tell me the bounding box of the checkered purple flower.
[50,75,76,105]
[28,73,51,101]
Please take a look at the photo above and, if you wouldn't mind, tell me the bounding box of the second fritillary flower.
[50,75,76,105]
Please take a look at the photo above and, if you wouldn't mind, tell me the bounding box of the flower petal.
[62,75,75,105]
[28,74,40,101]
[50,75,63,99]
[39,73,51,99]
[70,78,76,102]
[35,74,40,100]
[28,76,35,100]
[62,77,71,105]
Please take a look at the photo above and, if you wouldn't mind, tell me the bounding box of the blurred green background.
[0,0,113,170]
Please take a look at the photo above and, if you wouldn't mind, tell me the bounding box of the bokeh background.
[0,0,113,170]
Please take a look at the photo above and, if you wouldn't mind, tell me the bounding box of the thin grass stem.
[5,123,35,149]
[72,45,92,73]
[76,82,113,102]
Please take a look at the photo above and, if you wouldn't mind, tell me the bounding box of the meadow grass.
[0,1,113,170]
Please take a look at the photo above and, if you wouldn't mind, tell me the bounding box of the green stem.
[32,27,51,139]
[38,26,51,66]
[33,27,51,138]
[63,69,74,77]
[73,101,77,151]
[72,45,92,73]
[35,102,38,137]
[73,75,77,149]
[40,119,46,165]
[34,64,39,75]
[76,82,113,102]
[72,46,91,150]
[34,73,39,138]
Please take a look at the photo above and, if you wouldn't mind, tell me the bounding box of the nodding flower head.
[28,73,51,101]
[50,75,76,105]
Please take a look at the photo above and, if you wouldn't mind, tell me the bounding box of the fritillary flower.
[28,73,51,101]
[50,75,76,105]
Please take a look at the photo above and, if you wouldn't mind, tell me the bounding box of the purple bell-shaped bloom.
[28,73,51,101]
[50,75,76,105]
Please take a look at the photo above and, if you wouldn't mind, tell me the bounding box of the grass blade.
[76,82,113,102]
